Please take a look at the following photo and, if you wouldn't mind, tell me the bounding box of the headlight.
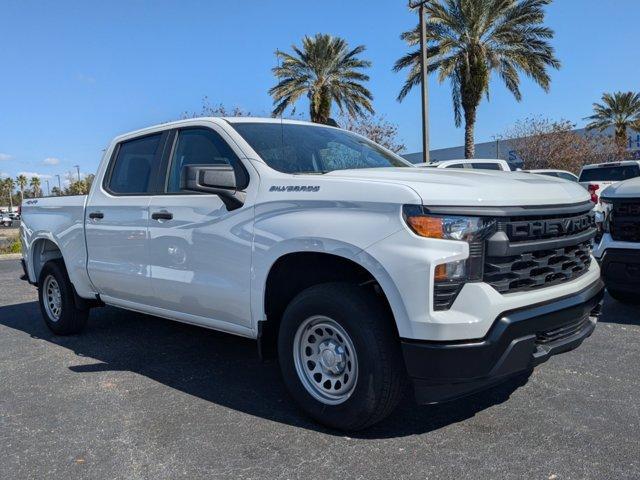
[402,205,495,242]
[600,199,613,232]
[403,205,496,310]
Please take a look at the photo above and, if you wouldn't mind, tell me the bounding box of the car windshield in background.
[231,122,411,174]
[579,165,640,182]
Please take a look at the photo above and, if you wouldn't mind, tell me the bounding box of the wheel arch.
[256,248,409,358]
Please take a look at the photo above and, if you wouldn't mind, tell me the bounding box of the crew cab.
[20,117,603,430]
[594,177,640,304]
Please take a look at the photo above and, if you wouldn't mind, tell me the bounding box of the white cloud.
[43,157,60,166]
[0,153,12,161]
[18,171,52,179]
[0,172,8,178]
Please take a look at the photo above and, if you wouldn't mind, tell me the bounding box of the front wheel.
[278,283,406,431]
[38,260,88,335]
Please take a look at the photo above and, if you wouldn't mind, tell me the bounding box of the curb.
[0,253,22,261]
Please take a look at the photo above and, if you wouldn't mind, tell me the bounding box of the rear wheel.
[607,288,640,305]
[278,282,406,431]
[38,260,88,335]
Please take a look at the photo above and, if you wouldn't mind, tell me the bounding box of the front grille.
[536,314,590,345]
[484,242,592,293]
[610,199,640,242]
[483,208,596,294]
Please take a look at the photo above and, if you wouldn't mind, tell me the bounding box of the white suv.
[417,158,512,171]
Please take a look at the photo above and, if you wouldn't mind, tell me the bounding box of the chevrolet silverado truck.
[20,117,604,430]
[594,177,640,303]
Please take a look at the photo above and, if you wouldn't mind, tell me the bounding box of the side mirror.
[181,164,245,210]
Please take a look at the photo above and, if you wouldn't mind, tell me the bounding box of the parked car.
[524,169,578,182]
[417,158,512,171]
[578,161,640,204]
[20,117,603,430]
[593,177,640,304]
[1,214,12,227]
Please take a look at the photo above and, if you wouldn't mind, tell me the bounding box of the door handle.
[151,211,173,221]
[88,212,104,219]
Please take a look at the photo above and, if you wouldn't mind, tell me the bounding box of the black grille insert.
[610,199,640,242]
[484,242,592,294]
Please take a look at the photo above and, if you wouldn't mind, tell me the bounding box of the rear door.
[146,126,255,329]
[85,131,169,304]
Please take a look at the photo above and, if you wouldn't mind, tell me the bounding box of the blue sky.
[1,0,638,186]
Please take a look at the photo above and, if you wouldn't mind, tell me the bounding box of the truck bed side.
[21,195,96,298]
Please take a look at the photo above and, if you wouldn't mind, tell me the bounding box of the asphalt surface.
[1,259,639,479]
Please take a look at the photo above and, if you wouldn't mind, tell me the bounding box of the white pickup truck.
[20,117,604,430]
[594,177,640,303]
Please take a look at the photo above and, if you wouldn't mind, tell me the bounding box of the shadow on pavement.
[598,293,640,326]
[1,301,529,439]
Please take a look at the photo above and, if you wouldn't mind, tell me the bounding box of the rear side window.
[556,172,578,182]
[472,163,502,170]
[445,163,465,169]
[579,165,640,182]
[107,134,163,194]
[166,128,248,193]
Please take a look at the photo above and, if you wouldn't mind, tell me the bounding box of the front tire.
[38,260,88,335]
[278,282,406,431]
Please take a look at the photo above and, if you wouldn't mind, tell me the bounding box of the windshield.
[231,122,412,174]
[579,165,640,182]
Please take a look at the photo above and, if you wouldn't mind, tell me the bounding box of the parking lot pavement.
[1,258,639,480]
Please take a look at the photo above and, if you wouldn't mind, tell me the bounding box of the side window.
[472,163,502,170]
[167,128,248,193]
[557,172,578,182]
[108,134,163,194]
[446,163,465,169]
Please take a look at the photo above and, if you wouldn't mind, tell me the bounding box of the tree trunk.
[464,107,477,159]
[615,128,628,158]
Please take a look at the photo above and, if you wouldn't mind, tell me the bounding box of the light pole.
[45,180,50,197]
[409,0,430,164]
[73,165,81,182]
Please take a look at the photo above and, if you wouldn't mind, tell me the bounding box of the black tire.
[38,259,88,335]
[607,288,640,305]
[278,282,406,431]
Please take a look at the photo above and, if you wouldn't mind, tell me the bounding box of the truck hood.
[601,177,640,199]
[325,168,590,206]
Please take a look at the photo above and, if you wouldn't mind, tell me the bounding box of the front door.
[147,126,254,328]
[85,132,168,304]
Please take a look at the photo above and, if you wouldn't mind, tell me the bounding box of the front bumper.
[600,248,640,294]
[401,278,604,404]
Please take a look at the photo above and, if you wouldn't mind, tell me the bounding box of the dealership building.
[402,127,640,168]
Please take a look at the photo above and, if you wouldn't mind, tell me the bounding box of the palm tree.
[270,33,374,124]
[30,176,41,197]
[16,174,27,203]
[394,0,560,158]
[585,91,640,149]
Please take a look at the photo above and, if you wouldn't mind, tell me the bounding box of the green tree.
[29,176,41,197]
[394,0,560,158]
[585,91,640,149]
[1,177,15,211]
[270,33,374,124]
[16,174,27,203]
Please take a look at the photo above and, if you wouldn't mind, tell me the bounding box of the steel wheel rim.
[293,315,358,405]
[43,275,62,322]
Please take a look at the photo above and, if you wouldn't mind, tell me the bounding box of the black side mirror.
[181,164,245,210]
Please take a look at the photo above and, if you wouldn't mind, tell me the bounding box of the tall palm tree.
[29,176,41,197]
[5,177,15,211]
[585,91,640,149]
[394,0,560,158]
[270,33,374,124]
[16,174,27,203]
